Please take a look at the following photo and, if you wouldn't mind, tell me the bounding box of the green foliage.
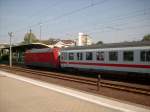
[142,34,150,41]
[96,41,103,45]
[21,32,39,44]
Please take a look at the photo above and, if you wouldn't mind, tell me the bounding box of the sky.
[0,0,150,44]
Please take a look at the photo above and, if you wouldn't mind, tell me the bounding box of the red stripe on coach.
[61,61,150,68]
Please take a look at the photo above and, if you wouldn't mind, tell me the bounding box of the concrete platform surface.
[0,70,150,112]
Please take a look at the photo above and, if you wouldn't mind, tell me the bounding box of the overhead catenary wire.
[2,0,111,44]
[76,7,150,32]
[35,2,150,40]
[1,0,150,44]
[52,8,150,38]
[1,0,146,34]
[0,0,109,38]
[30,0,109,28]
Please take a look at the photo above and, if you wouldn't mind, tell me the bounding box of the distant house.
[54,40,75,48]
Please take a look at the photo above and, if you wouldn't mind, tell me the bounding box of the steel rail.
[0,65,150,95]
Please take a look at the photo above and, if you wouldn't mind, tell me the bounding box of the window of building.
[96,52,104,61]
[123,51,134,61]
[109,51,118,61]
[69,53,74,60]
[140,50,150,62]
[77,52,83,60]
[86,52,93,60]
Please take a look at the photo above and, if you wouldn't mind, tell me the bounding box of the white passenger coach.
[60,41,150,74]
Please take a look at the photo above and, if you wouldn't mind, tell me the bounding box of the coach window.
[109,51,118,61]
[123,51,134,61]
[65,53,68,60]
[77,52,83,60]
[69,53,74,60]
[86,52,93,60]
[140,50,150,62]
[96,52,104,61]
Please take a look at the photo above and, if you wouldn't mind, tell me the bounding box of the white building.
[54,40,75,48]
[77,33,92,46]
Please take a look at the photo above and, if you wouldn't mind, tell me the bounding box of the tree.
[96,41,103,45]
[142,34,150,41]
[22,30,39,44]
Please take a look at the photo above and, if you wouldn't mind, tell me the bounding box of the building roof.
[2,43,50,52]
[0,43,9,49]
[62,41,150,51]
[60,40,75,44]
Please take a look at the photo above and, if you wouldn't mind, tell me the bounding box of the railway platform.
[0,70,150,112]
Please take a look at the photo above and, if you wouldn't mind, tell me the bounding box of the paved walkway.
[0,70,149,112]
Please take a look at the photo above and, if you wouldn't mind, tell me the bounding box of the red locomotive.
[24,48,60,68]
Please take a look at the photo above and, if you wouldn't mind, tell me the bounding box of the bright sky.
[0,0,150,44]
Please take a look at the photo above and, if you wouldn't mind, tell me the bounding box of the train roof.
[26,47,60,53]
[62,41,150,51]
[2,43,50,52]
[26,48,52,53]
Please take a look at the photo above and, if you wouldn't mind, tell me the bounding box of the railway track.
[0,64,150,95]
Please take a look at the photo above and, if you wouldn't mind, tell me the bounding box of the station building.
[0,43,49,64]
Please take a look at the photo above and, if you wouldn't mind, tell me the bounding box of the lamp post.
[39,23,42,41]
[8,32,14,67]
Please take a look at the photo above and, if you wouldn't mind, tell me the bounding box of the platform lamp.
[39,22,42,41]
[8,32,14,67]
